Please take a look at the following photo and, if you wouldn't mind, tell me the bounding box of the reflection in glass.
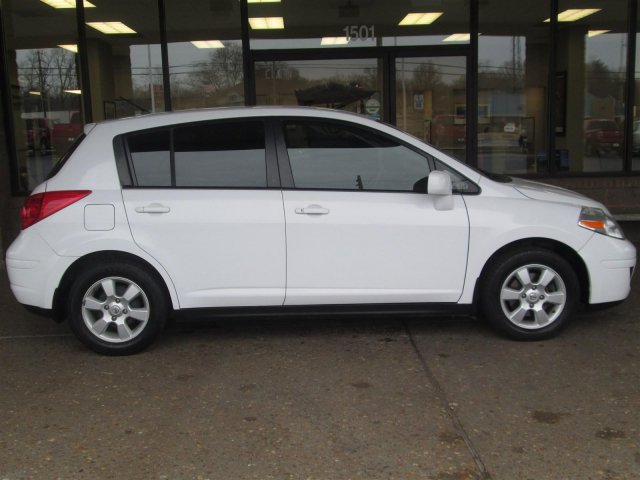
[85,0,163,120]
[165,0,244,109]
[255,59,382,119]
[395,57,466,161]
[5,0,83,191]
[478,0,550,175]
[556,0,626,173]
[248,0,469,50]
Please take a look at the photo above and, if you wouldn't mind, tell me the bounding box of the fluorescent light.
[544,8,601,22]
[321,37,349,46]
[588,30,610,37]
[29,91,42,96]
[443,33,471,42]
[191,40,225,49]
[398,12,443,26]
[58,44,78,53]
[40,0,95,8]
[87,22,137,34]
[247,0,281,3]
[248,17,284,29]
[64,89,82,95]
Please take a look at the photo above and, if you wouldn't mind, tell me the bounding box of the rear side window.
[122,120,267,188]
[174,121,266,188]
[127,129,171,187]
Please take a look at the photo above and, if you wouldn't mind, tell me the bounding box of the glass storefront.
[1,0,639,195]
[478,0,550,174]
[166,0,244,110]
[255,58,383,119]
[395,56,466,160]
[556,0,628,173]
[4,0,83,191]
[85,0,163,121]
[247,0,469,50]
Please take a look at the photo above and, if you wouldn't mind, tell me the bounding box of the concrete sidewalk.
[0,262,638,479]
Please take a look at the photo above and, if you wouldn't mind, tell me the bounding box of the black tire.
[480,248,579,340]
[68,262,169,355]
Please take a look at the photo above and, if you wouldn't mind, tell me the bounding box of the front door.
[276,117,469,305]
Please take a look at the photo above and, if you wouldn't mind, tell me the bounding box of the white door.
[278,118,469,305]
[121,120,286,308]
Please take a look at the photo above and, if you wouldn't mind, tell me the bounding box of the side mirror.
[427,171,454,211]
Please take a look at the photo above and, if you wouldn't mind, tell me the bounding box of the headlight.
[578,207,625,239]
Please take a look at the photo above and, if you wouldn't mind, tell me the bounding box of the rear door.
[120,118,286,309]
[276,117,470,305]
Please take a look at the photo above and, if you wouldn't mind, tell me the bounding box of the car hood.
[509,177,605,210]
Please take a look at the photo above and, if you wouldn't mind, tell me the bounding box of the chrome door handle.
[135,204,170,214]
[295,205,330,215]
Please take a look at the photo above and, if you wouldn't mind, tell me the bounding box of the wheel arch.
[473,238,589,308]
[52,250,177,322]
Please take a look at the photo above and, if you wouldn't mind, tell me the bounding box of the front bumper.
[579,233,636,304]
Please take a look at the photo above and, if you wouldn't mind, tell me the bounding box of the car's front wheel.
[68,262,168,355]
[481,248,579,340]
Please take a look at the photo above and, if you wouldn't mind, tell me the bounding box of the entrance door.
[255,58,384,120]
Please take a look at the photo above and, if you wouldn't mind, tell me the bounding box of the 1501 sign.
[343,25,375,41]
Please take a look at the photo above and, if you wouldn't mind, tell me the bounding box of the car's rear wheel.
[68,262,168,355]
[481,248,579,340]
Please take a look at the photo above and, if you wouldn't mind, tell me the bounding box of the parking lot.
[1,258,638,480]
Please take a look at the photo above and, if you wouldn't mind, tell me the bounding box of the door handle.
[295,205,330,215]
[135,204,170,214]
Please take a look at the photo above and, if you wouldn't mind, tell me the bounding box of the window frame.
[272,116,479,195]
[115,117,280,190]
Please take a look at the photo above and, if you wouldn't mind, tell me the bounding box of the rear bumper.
[6,229,75,310]
[579,234,636,304]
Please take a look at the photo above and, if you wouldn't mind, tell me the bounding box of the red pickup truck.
[52,112,82,155]
[584,119,623,156]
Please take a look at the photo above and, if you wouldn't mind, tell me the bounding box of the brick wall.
[543,176,640,214]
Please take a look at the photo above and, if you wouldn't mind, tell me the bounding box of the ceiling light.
[588,30,610,37]
[40,0,95,8]
[247,0,281,3]
[64,89,82,95]
[443,33,471,42]
[248,17,285,29]
[87,22,137,34]
[544,8,601,22]
[321,37,349,46]
[398,12,443,26]
[191,40,225,49]
[58,44,78,53]
[29,91,42,96]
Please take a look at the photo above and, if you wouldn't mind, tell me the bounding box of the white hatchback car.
[6,107,636,355]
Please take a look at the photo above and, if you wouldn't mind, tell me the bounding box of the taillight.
[21,190,91,230]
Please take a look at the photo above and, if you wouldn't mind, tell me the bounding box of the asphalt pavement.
[1,256,638,480]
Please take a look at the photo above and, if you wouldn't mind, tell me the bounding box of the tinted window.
[283,120,430,191]
[435,160,480,194]
[127,129,171,186]
[174,121,266,188]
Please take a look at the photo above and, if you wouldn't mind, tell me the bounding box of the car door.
[121,118,286,308]
[276,117,470,305]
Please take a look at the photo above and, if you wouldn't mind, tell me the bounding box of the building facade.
[1,0,640,248]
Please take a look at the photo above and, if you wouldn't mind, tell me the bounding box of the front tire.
[68,262,168,355]
[481,249,579,340]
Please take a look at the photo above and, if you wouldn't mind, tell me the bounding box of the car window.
[174,121,266,188]
[127,129,171,187]
[434,159,480,194]
[283,119,431,192]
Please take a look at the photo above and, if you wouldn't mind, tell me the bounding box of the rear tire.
[480,248,579,340]
[68,262,168,355]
